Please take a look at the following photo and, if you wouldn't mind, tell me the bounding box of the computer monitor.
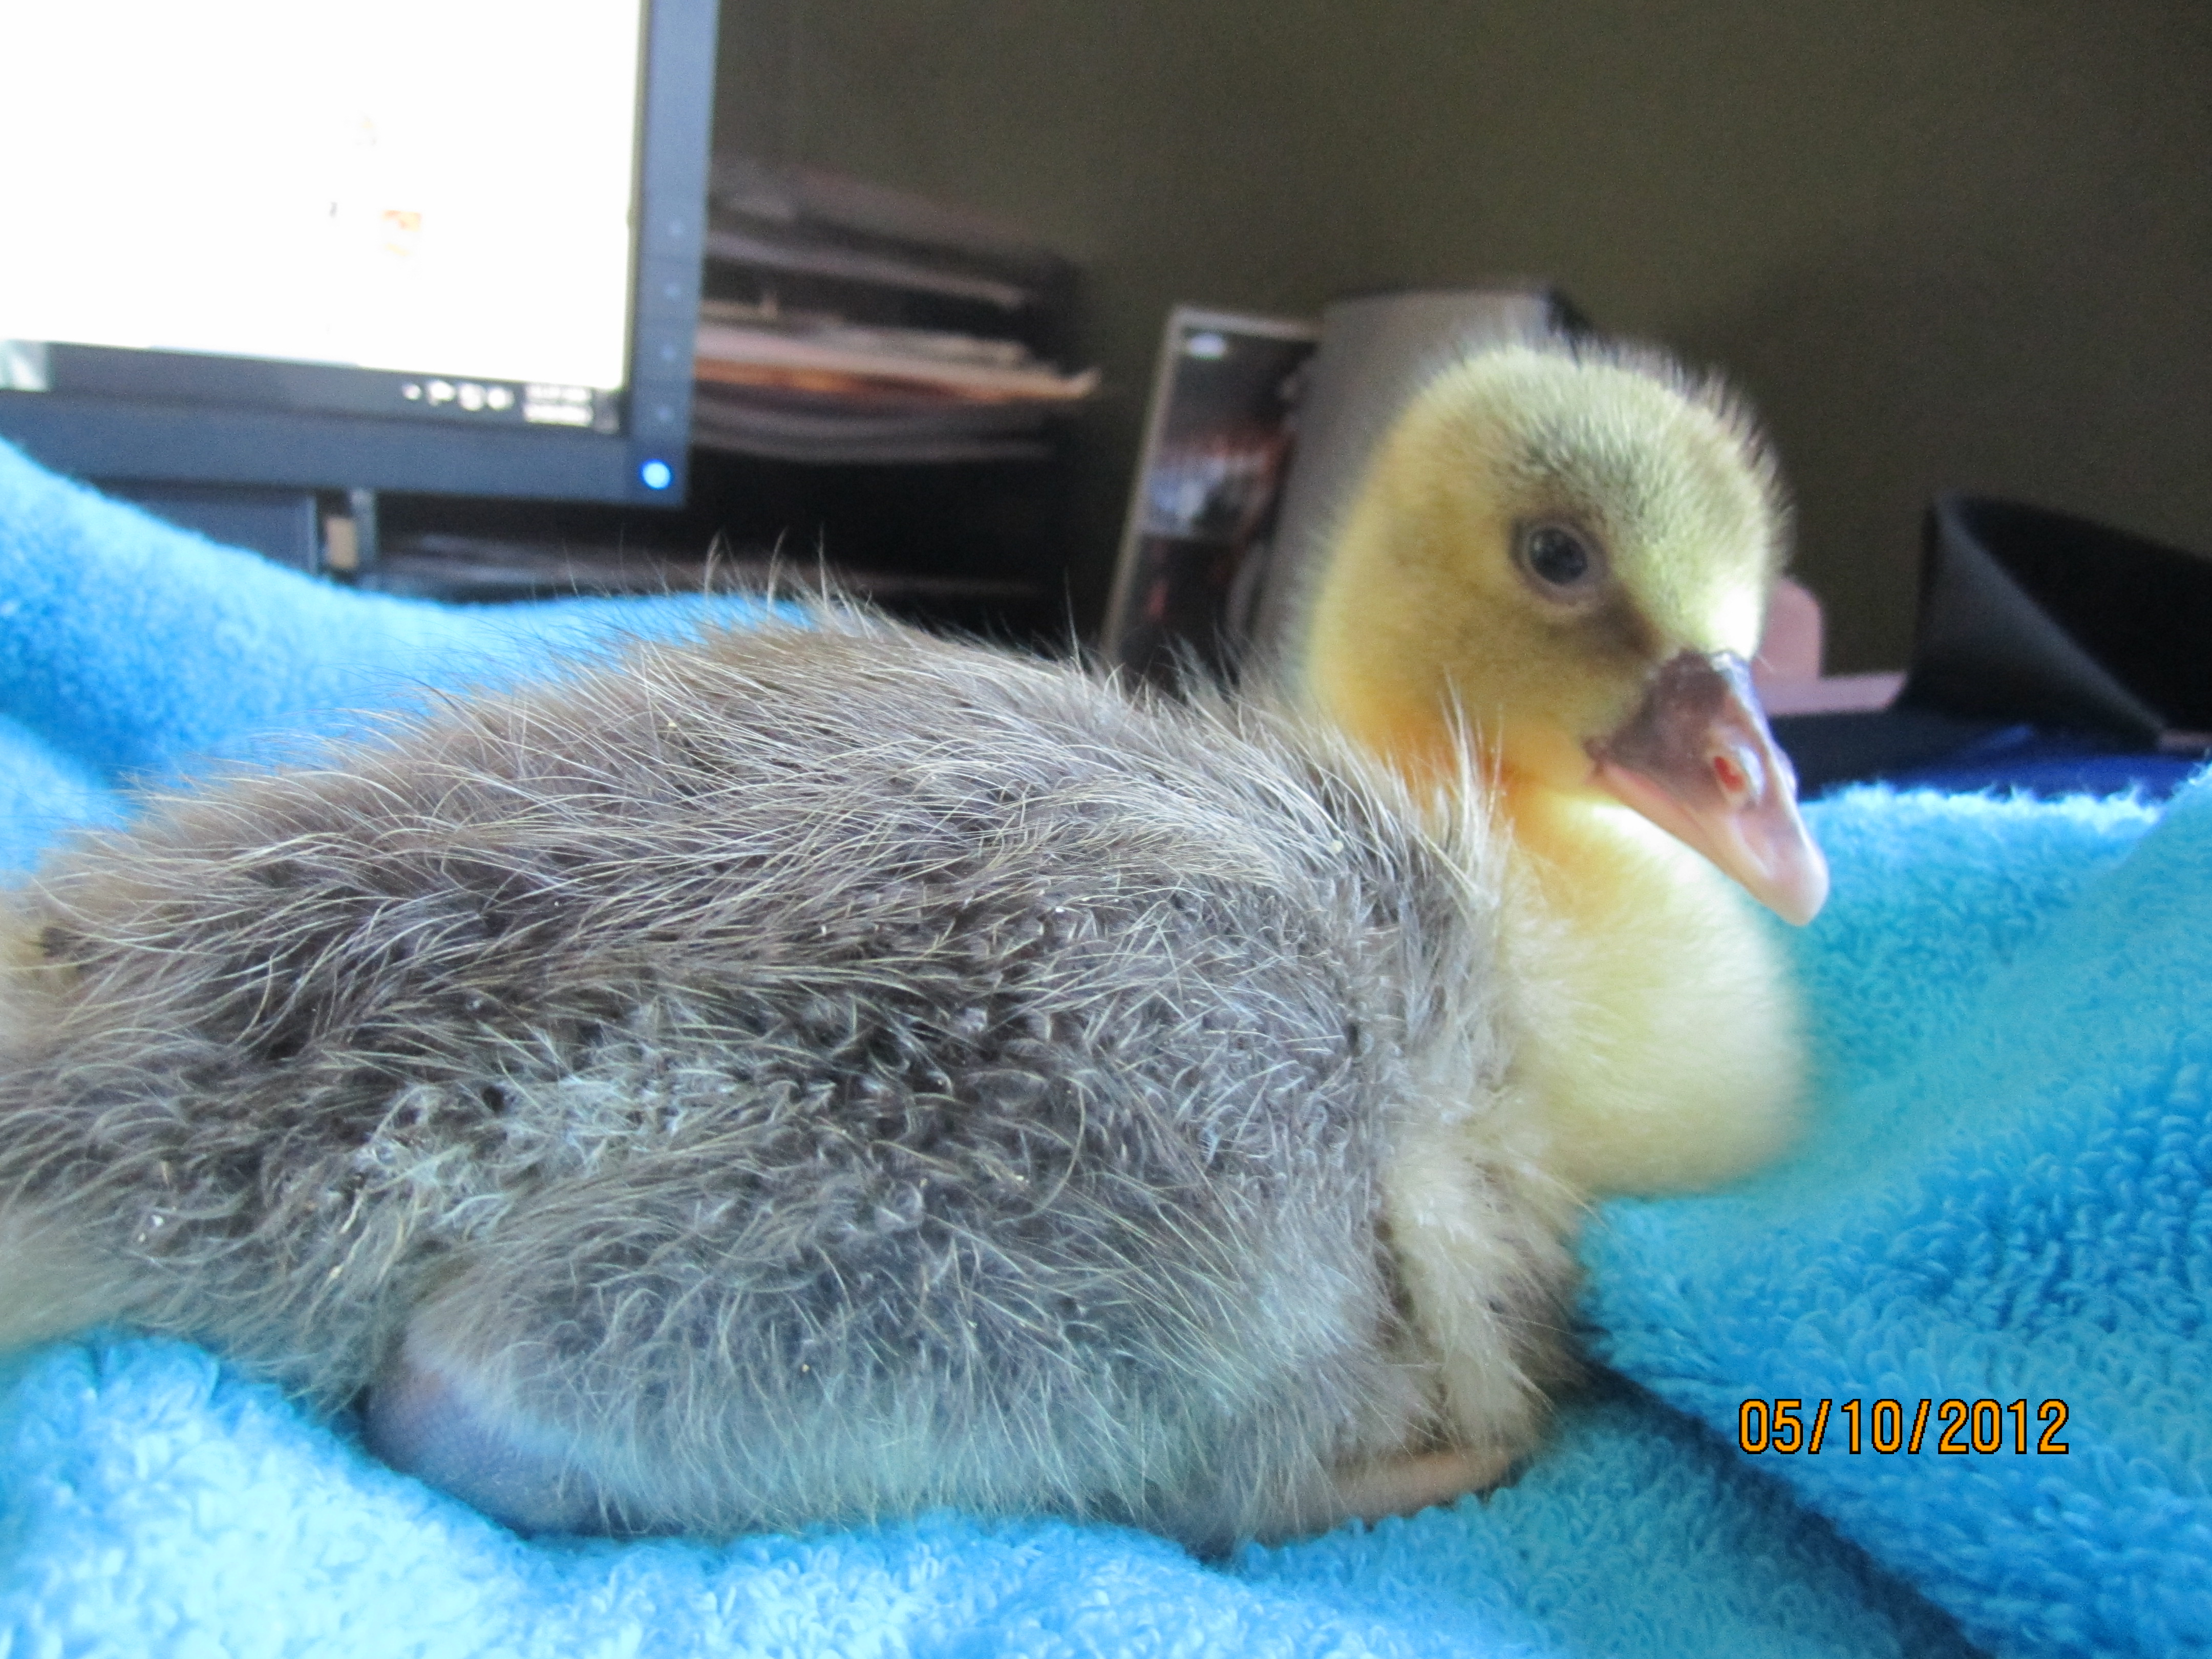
[0,0,717,565]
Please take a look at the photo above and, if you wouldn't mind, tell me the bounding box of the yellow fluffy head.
[1299,340,1789,793]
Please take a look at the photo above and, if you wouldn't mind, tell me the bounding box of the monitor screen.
[0,0,715,508]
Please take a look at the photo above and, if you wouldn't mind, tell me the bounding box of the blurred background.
[711,0,2211,673]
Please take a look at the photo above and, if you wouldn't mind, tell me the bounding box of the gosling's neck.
[1487,768,1806,1196]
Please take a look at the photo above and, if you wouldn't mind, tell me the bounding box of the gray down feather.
[0,613,1566,1550]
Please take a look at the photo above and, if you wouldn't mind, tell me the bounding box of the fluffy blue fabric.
[1587,781,2212,1659]
[1,437,2200,1657]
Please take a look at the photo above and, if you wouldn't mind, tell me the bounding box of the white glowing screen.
[0,1,645,391]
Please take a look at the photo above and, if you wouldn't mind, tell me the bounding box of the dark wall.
[713,0,2211,671]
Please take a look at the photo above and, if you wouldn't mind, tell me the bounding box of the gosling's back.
[0,618,1536,1547]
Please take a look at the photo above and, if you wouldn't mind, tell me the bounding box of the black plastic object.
[1896,494,2212,747]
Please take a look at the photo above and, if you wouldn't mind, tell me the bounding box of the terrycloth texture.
[0,437,2202,1656]
[1586,781,2212,1659]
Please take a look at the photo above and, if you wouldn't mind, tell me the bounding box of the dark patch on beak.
[1586,651,1830,924]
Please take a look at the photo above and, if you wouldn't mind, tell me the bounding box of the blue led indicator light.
[640,459,674,491]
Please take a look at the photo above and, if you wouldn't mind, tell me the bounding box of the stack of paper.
[692,160,1093,464]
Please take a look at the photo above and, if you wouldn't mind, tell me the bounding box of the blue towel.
[1,436,2202,1657]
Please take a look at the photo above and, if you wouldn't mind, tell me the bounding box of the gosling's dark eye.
[1516,523,1603,594]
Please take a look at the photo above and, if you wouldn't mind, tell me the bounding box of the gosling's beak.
[1587,651,1830,925]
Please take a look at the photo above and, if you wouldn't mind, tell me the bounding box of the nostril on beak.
[1711,746,1760,805]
